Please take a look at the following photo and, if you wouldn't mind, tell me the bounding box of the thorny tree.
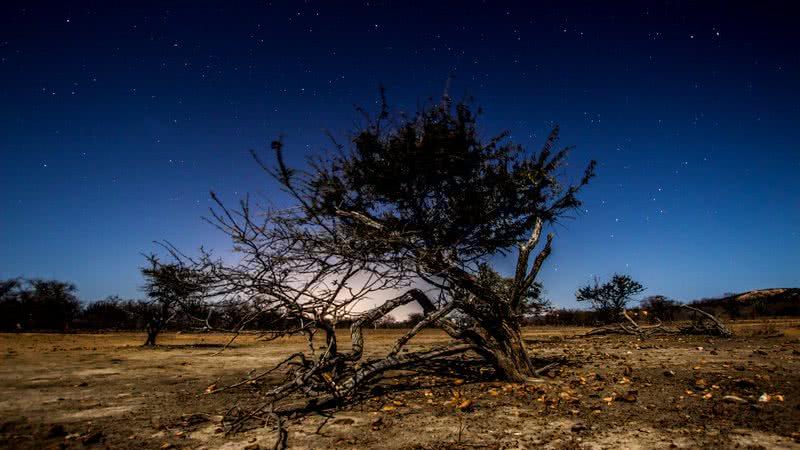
[176,93,596,426]
[140,255,208,346]
[576,274,645,323]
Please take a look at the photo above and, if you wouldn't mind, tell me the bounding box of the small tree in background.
[213,297,257,330]
[576,274,645,323]
[640,295,679,322]
[27,279,82,330]
[750,297,769,317]
[140,255,208,346]
[405,312,426,328]
[722,295,741,319]
[374,314,398,329]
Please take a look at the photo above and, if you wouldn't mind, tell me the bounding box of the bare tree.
[576,274,645,323]
[171,93,595,428]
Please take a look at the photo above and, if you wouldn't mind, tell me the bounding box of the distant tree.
[0,278,20,298]
[78,296,143,330]
[750,297,769,317]
[639,295,679,322]
[536,308,599,327]
[80,296,125,329]
[205,296,291,331]
[29,280,81,330]
[576,274,645,323]
[0,278,82,331]
[213,297,254,330]
[120,299,161,329]
[405,312,426,328]
[140,255,208,346]
[27,279,82,330]
[374,314,398,329]
[172,294,212,330]
[0,278,24,330]
[722,295,741,319]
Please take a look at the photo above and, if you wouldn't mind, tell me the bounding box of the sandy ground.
[1,321,799,449]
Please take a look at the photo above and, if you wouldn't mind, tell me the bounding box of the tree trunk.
[144,328,158,346]
[143,318,161,346]
[475,319,535,382]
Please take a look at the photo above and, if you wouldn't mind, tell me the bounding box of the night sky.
[1,1,798,308]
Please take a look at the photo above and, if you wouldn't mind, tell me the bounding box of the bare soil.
[1,321,799,449]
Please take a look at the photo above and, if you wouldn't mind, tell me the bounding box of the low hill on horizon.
[728,288,800,302]
[691,288,800,318]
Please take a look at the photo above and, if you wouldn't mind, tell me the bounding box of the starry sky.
[1,1,798,308]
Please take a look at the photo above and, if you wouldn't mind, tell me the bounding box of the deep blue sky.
[1,1,798,308]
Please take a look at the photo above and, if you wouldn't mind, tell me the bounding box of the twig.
[533,357,566,376]
[314,416,330,434]
[204,352,304,396]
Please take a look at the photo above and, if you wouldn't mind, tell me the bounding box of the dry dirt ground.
[1,321,799,449]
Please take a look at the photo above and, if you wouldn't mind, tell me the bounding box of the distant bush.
[639,295,681,322]
[529,308,601,327]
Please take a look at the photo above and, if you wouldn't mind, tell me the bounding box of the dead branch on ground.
[678,305,733,337]
[584,306,732,338]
